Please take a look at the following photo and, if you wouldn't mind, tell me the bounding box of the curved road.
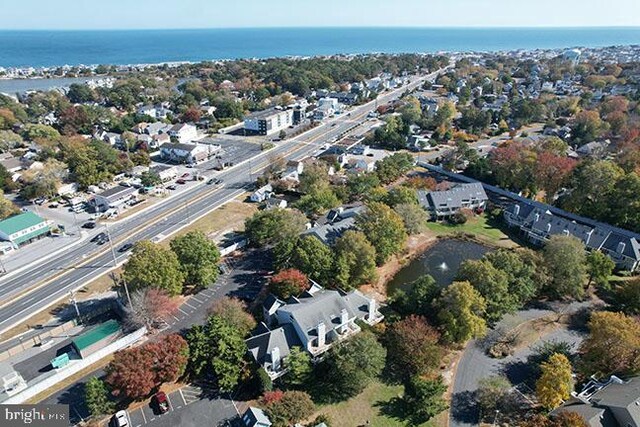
[0,66,450,336]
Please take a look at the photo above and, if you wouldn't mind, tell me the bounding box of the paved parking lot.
[127,380,236,427]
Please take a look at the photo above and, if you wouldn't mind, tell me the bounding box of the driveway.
[450,303,590,427]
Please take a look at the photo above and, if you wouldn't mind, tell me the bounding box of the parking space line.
[172,315,180,321]
[139,408,147,424]
[179,388,188,406]
[178,307,189,315]
[190,295,204,303]
[166,393,174,412]
[184,301,198,309]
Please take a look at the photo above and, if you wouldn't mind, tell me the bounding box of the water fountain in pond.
[438,262,449,271]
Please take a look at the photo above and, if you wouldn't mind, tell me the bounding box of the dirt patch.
[363,232,439,300]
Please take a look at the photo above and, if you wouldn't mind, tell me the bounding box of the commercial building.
[417,182,488,219]
[0,212,51,250]
[72,319,121,358]
[160,142,216,164]
[244,108,293,136]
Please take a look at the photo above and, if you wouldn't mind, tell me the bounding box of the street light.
[104,224,133,308]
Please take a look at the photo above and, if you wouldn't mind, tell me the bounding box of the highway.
[0,66,448,336]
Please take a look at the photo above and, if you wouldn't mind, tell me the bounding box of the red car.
[152,391,169,414]
[176,179,186,185]
[181,173,190,178]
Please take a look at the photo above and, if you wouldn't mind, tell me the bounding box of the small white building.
[168,123,198,143]
[150,165,179,182]
[160,142,215,164]
[250,184,273,203]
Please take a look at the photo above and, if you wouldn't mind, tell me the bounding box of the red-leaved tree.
[269,269,309,299]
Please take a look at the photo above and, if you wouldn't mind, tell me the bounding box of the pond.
[387,238,491,294]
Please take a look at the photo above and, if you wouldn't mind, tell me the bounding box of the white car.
[113,410,129,427]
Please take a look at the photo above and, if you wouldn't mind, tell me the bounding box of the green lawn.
[314,379,443,427]
[425,214,518,248]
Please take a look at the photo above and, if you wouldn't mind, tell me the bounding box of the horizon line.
[2,25,640,32]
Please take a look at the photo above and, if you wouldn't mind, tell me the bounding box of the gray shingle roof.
[418,182,488,211]
[246,323,302,372]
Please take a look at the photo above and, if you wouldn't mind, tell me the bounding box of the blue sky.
[2,0,640,30]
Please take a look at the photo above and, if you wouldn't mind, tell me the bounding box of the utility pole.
[69,291,81,323]
[0,256,6,274]
[104,224,117,267]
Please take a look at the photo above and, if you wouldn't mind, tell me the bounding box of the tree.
[263,390,315,426]
[294,188,340,216]
[284,347,312,388]
[125,288,179,331]
[586,250,615,289]
[476,376,513,420]
[616,278,640,315]
[534,152,577,202]
[543,235,587,300]
[298,163,330,195]
[394,202,428,235]
[437,281,487,344]
[186,316,247,391]
[140,170,162,187]
[347,173,381,201]
[208,297,256,337]
[67,83,96,103]
[375,153,414,184]
[527,340,574,381]
[323,332,386,399]
[123,240,185,296]
[384,186,417,207]
[536,353,573,410]
[170,231,220,288]
[333,230,378,290]
[403,375,448,424]
[0,190,19,220]
[458,258,513,322]
[286,235,334,284]
[356,202,407,265]
[385,315,444,379]
[572,110,607,145]
[579,311,640,377]
[269,269,309,299]
[84,377,115,417]
[105,334,188,400]
[244,208,307,247]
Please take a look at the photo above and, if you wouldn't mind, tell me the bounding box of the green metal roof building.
[72,319,122,359]
[0,211,50,248]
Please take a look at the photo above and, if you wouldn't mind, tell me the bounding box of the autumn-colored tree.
[536,353,573,410]
[579,311,640,377]
[616,278,640,315]
[406,176,437,190]
[385,315,444,379]
[534,152,577,202]
[125,288,179,331]
[106,346,156,400]
[182,106,202,122]
[151,334,189,383]
[437,281,487,344]
[269,269,309,299]
[208,297,256,337]
[263,390,315,426]
[106,334,188,400]
[261,389,284,405]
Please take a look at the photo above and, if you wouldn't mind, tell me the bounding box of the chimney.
[340,309,349,334]
[368,299,376,322]
[271,347,281,371]
[546,223,551,233]
[617,242,626,254]
[514,204,520,216]
[317,322,326,348]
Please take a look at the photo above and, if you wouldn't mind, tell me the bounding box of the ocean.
[1,27,639,68]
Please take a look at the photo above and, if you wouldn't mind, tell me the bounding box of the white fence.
[220,239,247,257]
[3,327,146,404]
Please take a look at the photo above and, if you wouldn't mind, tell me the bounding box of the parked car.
[118,243,134,253]
[48,202,59,208]
[34,197,47,205]
[152,391,170,414]
[82,221,97,229]
[176,179,186,185]
[111,410,129,427]
[206,178,215,185]
[181,173,190,178]
[167,184,177,190]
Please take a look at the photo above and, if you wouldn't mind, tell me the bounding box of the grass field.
[314,379,445,427]
[425,214,518,248]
